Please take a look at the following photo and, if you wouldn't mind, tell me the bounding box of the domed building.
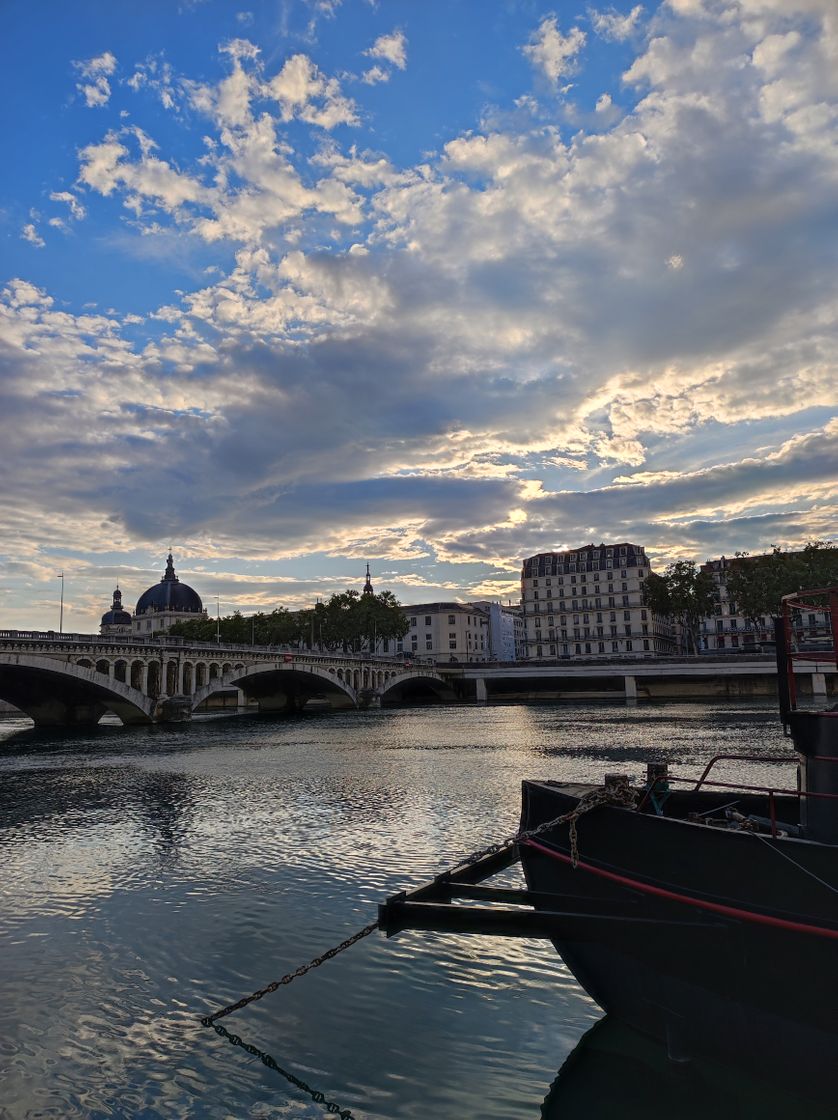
[132,552,207,636]
[100,587,133,636]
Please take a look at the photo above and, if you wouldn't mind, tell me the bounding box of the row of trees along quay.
[642,540,838,654]
[168,589,410,653]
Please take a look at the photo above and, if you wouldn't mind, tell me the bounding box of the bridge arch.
[190,661,358,714]
[378,670,453,706]
[0,652,154,727]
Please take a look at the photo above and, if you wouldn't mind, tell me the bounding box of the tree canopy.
[167,591,409,653]
[726,541,838,621]
[642,560,716,654]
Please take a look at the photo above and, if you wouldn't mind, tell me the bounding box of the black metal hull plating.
[519,780,838,1094]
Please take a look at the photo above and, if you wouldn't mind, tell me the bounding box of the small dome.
[101,587,131,627]
[135,553,203,615]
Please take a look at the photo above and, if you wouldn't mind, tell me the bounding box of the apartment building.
[699,554,828,652]
[470,601,524,661]
[404,603,489,662]
[521,542,675,660]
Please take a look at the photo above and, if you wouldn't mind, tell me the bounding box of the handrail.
[691,753,797,791]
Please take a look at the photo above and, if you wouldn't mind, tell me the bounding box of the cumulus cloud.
[74,51,117,107]
[522,16,586,85]
[590,5,644,41]
[4,1,838,625]
[49,191,86,220]
[364,29,407,69]
[20,224,44,247]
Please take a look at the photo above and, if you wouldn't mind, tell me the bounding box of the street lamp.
[58,572,64,634]
[216,596,221,644]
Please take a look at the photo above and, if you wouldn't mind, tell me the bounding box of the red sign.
[283,653,294,662]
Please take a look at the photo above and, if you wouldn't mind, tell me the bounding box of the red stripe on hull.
[521,837,838,941]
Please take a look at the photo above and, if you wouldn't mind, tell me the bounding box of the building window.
[643,639,650,651]
[425,616,432,626]
[449,640,457,649]
[611,640,619,652]
[410,617,417,627]
[626,640,633,651]
[448,614,456,625]
[426,639,433,650]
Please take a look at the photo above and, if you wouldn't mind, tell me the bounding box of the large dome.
[101,587,132,627]
[135,553,203,615]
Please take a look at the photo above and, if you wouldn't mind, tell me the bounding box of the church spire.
[163,551,179,582]
[363,562,374,596]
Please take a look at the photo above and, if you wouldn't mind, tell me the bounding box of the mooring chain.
[459,779,638,870]
[200,780,636,1027]
[210,1021,355,1118]
[200,920,380,1027]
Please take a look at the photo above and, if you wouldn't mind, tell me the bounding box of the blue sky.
[1,0,836,631]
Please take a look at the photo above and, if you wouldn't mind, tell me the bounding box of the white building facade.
[521,542,675,660]
[404,603,490,662]
[471,600,522,661]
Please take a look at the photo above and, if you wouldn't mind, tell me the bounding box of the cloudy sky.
[2,0,836,631]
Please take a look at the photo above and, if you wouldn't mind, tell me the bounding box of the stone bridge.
[0,631,452,727]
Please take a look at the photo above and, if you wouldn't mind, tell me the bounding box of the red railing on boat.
[649,750,838,838]
[780,587,838,713]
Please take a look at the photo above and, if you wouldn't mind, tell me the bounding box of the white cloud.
[523,16,586,85]
[364,29,407,70]
[20,224,44,247]
[267,53,358,129]
[75,51,117,78]
[74,51,118,107]
[49,191,86,220]
[590,5,644,42]
[362,65,390,85]
[5,1,838,619]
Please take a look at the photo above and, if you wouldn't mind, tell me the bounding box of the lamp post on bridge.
[57,572,64,634]
[215,596,221,644]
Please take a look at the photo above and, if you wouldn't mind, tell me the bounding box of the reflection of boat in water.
[381,588,838,1099]
[541,1016,836,1119]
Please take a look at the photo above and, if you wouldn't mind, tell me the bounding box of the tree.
[726,541,838,622]
[166,588,410,652]
[642,560,716,654]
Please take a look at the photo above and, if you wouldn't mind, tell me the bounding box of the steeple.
[163,551,179,583]
[111,586,123,610]
[363,562,374,596]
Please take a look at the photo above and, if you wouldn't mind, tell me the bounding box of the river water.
[0,701,823,1119]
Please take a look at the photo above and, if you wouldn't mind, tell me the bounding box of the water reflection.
[0,701,795,1119]
[207,1021,356,1118]
[542,1016,836,1119]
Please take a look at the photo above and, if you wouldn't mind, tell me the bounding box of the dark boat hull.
[519,780,838,1095]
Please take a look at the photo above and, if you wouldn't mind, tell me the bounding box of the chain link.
[459,777,637,869]
[200,778,637,1027]
[209,1020,355,1118]
[200,920,379,1026]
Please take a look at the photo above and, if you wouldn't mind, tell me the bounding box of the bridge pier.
[475,678,488,704]
[812,672,827,700]
[624,675,638,704]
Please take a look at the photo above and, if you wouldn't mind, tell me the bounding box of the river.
[0,701,823,1118]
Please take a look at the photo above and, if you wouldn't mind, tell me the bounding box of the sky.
[1,0,837,632]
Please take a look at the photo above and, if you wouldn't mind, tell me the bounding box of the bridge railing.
[0,631,436,668]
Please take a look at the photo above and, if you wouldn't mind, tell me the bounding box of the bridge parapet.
[0,633,441,725]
